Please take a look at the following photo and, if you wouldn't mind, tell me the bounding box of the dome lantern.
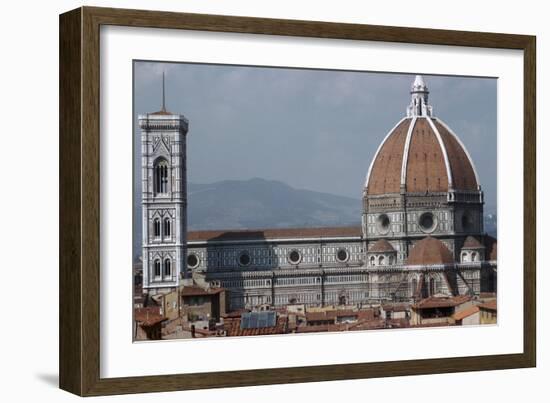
[407,75,433,117]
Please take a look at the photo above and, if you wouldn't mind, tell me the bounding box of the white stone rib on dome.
[426,116,454,189]
[400,116,418,185]
[434,117,481,189]
[364,117,407,189]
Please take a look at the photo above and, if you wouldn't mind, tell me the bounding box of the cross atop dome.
[407,75,433,117]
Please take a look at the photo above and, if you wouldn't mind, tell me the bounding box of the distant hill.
[187,178,362,230]
[133,178,497,257]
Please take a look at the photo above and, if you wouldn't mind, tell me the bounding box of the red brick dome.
[407,236,454,265]
[364,77,480,196]
[368,239,396,253]
[463,236,484,249]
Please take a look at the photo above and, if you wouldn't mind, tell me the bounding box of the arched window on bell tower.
[153,218,161,238]
[164,258,171,277]
[153,158,169,195]
[153,259,161,278]
[163,217,171,237]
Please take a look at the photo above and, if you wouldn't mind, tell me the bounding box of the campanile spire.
[161,71,166,112]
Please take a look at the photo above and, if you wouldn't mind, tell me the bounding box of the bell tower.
[139,72,189,294]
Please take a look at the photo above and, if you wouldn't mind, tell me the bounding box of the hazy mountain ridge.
[187,178,362,230]
[133,178,497,258]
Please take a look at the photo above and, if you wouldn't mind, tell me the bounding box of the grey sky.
[133,61,497,207]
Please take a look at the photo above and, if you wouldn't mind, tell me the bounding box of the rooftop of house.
[179,285,224,297]
[478,300,497,311]
[224,315,287,337]
[134,307,166,327]
[412,295,471,309]
[452,305,480,321]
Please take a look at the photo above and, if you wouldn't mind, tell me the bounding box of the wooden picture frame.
[59,6,536,396]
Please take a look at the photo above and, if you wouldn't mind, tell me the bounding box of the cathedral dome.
[463,236,484,249]
[368,239,396,253]
[406,236,454,265]
[364,76,480,196]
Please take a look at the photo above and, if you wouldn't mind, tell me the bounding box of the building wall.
[480,309,497,324]
[186,236,492,310]
[187,239,365,273]
[363,192,484,263]
[461,311,481,326]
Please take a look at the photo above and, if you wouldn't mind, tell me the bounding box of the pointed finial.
[412,75,427,91]
[161,71,166,112]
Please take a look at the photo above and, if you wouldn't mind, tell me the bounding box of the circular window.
[238,251,251,266]
[377,214,391,234]
[336,248,349,262]
[288,250,302,265]
[419,212,436,232]
[187,253,200,269]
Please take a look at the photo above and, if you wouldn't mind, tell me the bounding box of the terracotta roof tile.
[180,286,224,297]
[305,309,375,323]
[453,305,479,321]
[479,300,497,311]
[224,315,287,337]
[407,236,454,265]
[306,311,336,322]
[366,117,479,195]
[434,120,478,191]
[134,307,166,326]
[368,239,396,253]
[406,118,449,192]
[412,295,471,309]
[463,236,484,249]
[367,118,411,195]
[381,304,409,312]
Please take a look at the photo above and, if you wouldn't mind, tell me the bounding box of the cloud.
[133,62,497,204]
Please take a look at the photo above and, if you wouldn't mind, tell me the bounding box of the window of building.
[153,218,161,238]
[336,248,349,263]
[411,278,418,295]
[154,259,161,277]
[164,259,171,277]
[376,213,391,234]
[288,250,301,265]
[153,158,169,195]
[238,251,251,266]
[419,212,436,232]
[163,217,171,237]
[378,255,385,265]
[369,256,375,266]
[462,212,473,231]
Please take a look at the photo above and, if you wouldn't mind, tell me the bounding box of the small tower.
[139,73,189,294]
[406,75,433,117]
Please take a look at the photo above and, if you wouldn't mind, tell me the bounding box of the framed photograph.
[59,6,536,396]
